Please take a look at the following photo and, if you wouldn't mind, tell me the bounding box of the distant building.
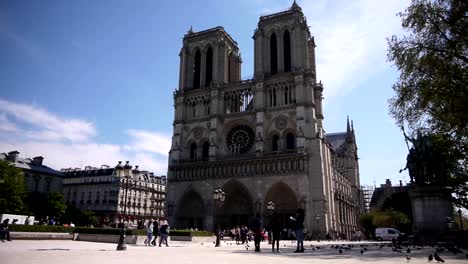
[369,179,409,211]
[62,161,166,225]
[0,150,63,194]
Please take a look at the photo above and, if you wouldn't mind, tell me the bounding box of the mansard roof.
[0,152,63,177]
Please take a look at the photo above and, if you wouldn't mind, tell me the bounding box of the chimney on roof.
[32,156,44,166]
[385,179,391,186]
[7,151,19,162]
[399,180,403,187]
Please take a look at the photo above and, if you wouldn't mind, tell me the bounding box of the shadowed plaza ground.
[1,240,467,264]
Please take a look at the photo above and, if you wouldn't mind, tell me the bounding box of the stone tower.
[166,2,362,239]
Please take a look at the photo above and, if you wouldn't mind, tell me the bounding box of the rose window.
[226,125,255,154]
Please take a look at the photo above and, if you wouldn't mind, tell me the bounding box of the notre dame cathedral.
[166,2,364,239]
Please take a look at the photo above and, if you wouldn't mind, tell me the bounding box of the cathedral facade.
[166,2,363,239]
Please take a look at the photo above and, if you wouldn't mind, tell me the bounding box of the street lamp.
[266,201,275,244]
[213,188,226,247]
[117,161,132,251]
[458,209,464,232]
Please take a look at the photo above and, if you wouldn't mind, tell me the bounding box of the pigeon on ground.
[434,253,445,263]
[406,255,411,262]
[428,254,433,262]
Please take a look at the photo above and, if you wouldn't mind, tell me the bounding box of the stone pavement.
[1,239,467,264]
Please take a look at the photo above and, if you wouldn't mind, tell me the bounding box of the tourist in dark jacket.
[0,219,11,241]
[159,220,170,247]
[271,212,282,252]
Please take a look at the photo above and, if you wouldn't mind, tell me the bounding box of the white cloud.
[299,0,408,98]
[0,99,96,142]
[0,113,20,133]
[126,129,171,157]
[0,98,170,175]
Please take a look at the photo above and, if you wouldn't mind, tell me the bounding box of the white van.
[375,228,404,241]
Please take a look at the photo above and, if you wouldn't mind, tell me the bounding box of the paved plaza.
[1,240,467,264]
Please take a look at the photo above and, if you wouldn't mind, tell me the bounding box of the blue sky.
[0,0,411,186]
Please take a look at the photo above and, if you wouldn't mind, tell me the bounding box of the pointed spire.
[346,116,351,133]
[291,0,301,10]
[187,25,194,35]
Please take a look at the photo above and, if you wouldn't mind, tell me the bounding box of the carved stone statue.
[400,131,447,186]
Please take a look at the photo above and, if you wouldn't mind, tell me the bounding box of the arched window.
[190,143,197,160]
[270,33,278,75]
[272,135,279,152]
[286,133,295,149]
[284,30,291,72]
[193,50,201,89]
[202,142,210,160]
[205,47,213,86]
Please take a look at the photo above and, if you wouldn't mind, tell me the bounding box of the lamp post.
[266,201,275,244]
[315,214,320,242]
[213,188,226,247]
[117,161,132,251]
[458,209,464,232]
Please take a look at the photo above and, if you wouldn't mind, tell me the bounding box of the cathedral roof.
[325,132,347,151]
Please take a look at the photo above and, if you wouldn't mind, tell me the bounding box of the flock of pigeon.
[221,240,467,262]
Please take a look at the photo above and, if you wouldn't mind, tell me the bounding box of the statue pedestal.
[409,186,452,238]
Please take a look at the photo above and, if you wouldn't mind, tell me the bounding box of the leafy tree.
[360,210,412,238]
[387,0,468,208]
[0,160,26,214]
[46,192,66,219]
[359,213,376,239]
[62,206,97,226]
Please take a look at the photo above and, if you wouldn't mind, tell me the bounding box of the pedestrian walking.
[151,221,159,246]
[144,220,153,246]
[159,220,170,247]
[290,208,305,253]
[253,213,263,252]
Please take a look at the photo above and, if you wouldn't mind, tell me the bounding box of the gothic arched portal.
[174,190,206,230]
[264,182,299,229]
[217,180,254,228]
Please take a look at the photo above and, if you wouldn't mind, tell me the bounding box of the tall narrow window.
[205,47,213,86]
[190,143,197,160]
[285,87,289,105]
[202,142,210,160]
[273,89,277,106]
[227,53,232,83]
[193,50,201,89]
[284,30,291,72]
[270,33,278,74]
[272,135,279,151]
[286,133,295,149]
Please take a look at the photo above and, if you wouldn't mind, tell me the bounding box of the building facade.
[0,150,63,194]
[62,161,166,225]
[166,2,363,238]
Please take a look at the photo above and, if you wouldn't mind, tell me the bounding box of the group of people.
[143,220,170,247]
[252,208,305,253]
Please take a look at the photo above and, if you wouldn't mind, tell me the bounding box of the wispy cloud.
[0,99,96,143]
[299,0,408,98]
[0,98,170,174]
